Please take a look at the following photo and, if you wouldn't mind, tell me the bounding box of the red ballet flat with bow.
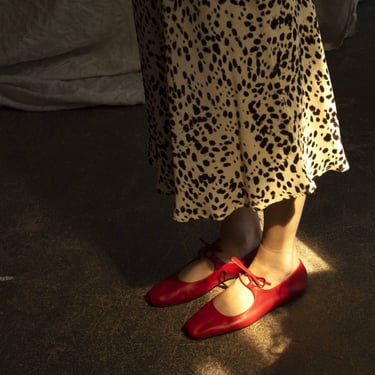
[183,256,308,339]
[146,241,257,307]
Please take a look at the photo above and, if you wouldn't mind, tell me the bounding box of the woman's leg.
[179,207,262,282]
[214,195,306,315]
[251,194,306,283]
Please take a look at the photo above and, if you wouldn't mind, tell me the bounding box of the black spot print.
[133,0,349,222]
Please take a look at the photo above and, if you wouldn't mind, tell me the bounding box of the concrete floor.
[0,2,374,374]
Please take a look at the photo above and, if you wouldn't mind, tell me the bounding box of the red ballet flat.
[146,241,257,307]
[183,256,308,339]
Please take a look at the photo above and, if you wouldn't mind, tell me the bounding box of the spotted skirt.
[132,0,349,222]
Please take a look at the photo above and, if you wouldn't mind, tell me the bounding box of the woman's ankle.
[248,243,299,286]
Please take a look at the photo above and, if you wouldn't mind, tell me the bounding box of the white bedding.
[0,0,361,111]
[0,0,144,110]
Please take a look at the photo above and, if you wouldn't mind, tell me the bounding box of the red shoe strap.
[231,256,270,289]
[198,239,226,269]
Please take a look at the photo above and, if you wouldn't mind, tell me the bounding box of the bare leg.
[179,207,262,282]
[250,194,306,283]
[214,195,306,316]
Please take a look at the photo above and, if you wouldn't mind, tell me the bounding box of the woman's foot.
[183,255,308,339]
[146,207,261,306]
[213,244,299,316]
[183,196,308,338]
[146,240,258,306]
[180,207,262,283]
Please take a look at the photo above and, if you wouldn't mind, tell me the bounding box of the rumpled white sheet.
[0,0,144,110]
[0,0,362,111]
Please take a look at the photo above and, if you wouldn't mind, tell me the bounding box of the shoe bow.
[231,256,271,288]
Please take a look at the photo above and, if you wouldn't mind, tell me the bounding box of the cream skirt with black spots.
[132,0,349,222]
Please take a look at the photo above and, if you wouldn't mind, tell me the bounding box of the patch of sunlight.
[238,237,334,366]
[193,356,233,375]
[193,236,334,373]
[296,238,334,274]
[0,276,15,282]
[240,312,292,366]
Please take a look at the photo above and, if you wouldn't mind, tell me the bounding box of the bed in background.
[0,0,143,110]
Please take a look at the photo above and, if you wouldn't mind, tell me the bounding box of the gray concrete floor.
[1,2,374,374]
